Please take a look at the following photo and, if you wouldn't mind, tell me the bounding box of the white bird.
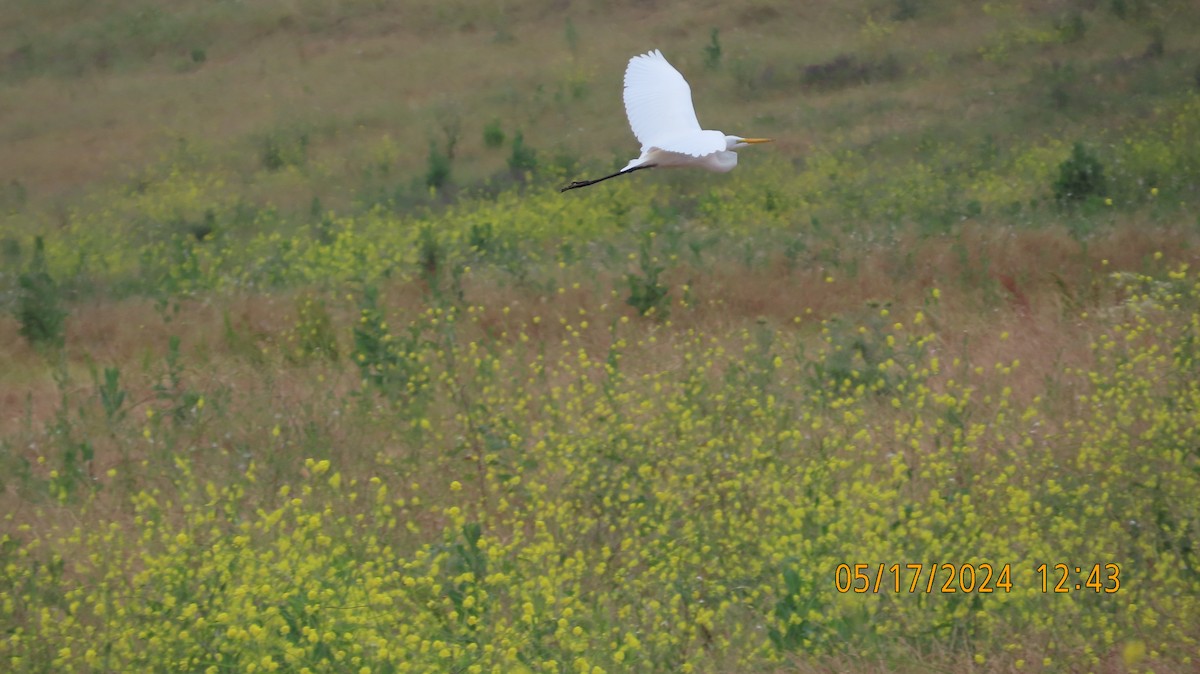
[562,49,772,192]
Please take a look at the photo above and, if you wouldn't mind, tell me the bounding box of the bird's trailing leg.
[560,164,656,192]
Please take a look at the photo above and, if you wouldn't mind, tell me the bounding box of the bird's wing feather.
[623,50,705,152]
[647,130,728,158]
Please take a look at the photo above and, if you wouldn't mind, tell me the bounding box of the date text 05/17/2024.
[833,563,1121,594]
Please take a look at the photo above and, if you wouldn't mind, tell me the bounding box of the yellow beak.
[741,138,773,144]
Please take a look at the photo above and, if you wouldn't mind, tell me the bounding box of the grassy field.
[3,0,1200,672]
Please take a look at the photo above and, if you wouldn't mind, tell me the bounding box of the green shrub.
[94,364,128,423]
[15,236,67,350]
[1054,10,1087,43]
[507,130,537,176]
[352,285,430,401]
[259,130,308,171]
[425,139,452,189]
[703,28,722,70]
[418,225,444,285]
[1054,142,1107,203]
[482,119,505,149]
[624,238,671,318]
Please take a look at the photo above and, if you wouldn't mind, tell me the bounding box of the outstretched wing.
[623,50,710,154]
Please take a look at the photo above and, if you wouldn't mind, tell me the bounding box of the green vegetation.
[425,138,453,190]
[507,130,538,178]
[703,28,722,71]
[483,119,507,150]
[14,237,67,351]
[1054,142,1107,205]
[2,1,1200,672]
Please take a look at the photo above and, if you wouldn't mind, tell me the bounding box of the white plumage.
[623,50,711,154]
[561,49,771,192]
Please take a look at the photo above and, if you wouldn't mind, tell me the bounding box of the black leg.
[560,164,656,192]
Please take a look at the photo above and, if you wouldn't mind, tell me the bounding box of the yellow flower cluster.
[4,261,1199,671]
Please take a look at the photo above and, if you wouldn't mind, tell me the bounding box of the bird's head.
[726,136,773,151]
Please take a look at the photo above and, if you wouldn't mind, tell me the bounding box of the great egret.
[561,49,772,192]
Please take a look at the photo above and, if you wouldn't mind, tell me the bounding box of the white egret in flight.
[561,49,772,192]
